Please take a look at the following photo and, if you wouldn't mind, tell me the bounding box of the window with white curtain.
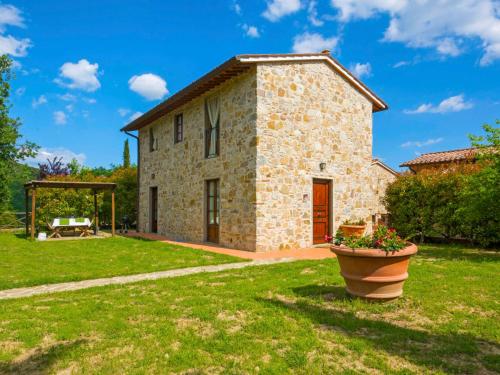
[205,96,219,158]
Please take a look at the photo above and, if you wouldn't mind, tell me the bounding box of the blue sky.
[3,0,500,170]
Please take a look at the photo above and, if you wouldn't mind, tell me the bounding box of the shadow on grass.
[257,295,499,373]
[121,235,155,242]
[417,244,499,263]
[0,339,86,375]
[292,284,352,302]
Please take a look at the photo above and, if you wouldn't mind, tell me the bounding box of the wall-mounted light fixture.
[319,162,326,171]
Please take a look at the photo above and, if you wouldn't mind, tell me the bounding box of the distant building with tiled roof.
[400,147,478,173]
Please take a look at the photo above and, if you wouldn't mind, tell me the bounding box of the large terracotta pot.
[330,243,418,300]
[339,224,366,238]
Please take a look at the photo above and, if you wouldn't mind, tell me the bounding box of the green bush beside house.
[384,122,500,247]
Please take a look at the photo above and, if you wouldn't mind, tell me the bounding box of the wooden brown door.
[150,187,158,233]
[206,179,219,243]
[313,180,330,244]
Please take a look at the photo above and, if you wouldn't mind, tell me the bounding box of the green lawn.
[0,243,498,374]
[0,232,242,290]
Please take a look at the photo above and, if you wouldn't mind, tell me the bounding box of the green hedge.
[384,125,499,247]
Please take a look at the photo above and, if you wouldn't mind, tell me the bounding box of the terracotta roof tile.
[400,148,477,167]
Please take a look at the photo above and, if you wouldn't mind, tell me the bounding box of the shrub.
[384,122,499,247]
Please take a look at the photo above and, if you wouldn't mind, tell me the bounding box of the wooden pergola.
[24,180,117,240]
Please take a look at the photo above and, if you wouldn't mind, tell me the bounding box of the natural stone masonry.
[0,258,295,300]
[370,161,397,216]
[255,61,392,251]
[138,59,395,252]
[139,68,258,251]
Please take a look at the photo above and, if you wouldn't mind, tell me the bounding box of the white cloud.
[53,110,67,125]
[292,32,338,53]
[263,0,302,22]
[350,62,372,79]
[0,4,31,57]
[232,0,242,15]
[0,34,31,57]
[0,4,25,31]
[26,147,86,167]
[393,60,411,68]
[330,0,500,65]
[118,108,131,117]
[83,97,96,104]
[128,73,168,101]
[15,86,25,96]
[58,93,77,102]
[405,94,473,114]
[401,137,444,148]
[308,0,324,26]
[242,24,260,38]
[436,38,462,57]
[32,95,47,108]
[55,59,101,92]
[65,104,74,113]
[129,111,143,121]
[331,0,405,21]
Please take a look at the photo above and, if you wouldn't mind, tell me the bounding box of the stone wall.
[138,68,258,251]
[254,61,381,252]
[137,59,392,253]
[370,161,398,217]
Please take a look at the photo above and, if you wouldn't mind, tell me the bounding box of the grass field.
[0,243,498,374]
[0,233,242,290]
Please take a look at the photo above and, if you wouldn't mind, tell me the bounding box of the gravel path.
[0,258,296,300]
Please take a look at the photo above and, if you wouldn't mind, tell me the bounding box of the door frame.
[150,186,158,233]
[311,178,332,244]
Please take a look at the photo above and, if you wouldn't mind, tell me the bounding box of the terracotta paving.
[123,231,335,260]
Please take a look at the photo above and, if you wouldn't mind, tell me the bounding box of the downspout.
[123,130,140,232]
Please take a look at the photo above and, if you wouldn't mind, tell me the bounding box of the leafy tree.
[123,139,131,168]
[384,120,500,247]
[38,156,69,179]
[457,121,500,246]
[67,158,82,175]
[0,55,38,212]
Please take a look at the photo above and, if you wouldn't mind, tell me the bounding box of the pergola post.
[25,188,29,238]
[30,188,36,240]
[111,189,115,236]
[94,190,99,235]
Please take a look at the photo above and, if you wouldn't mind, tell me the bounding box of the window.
[149,127,158,152]
[205,97,220,158]
[174,113,183,143]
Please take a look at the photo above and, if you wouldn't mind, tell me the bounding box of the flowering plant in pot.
[338,218,366,238]
[329,225,417,300]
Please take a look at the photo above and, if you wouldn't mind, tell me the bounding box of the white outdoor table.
[49,218,92,238]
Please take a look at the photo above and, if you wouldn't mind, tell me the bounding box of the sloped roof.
[400,148,478,167]
[121,52,388,132]
[371,159,399,176]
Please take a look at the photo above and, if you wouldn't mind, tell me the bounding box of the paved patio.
[123,231,335,260]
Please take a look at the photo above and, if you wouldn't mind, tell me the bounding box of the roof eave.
[121,53,388,132]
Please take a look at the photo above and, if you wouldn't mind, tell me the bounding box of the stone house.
[400,147,480,174]
[121,51,397,252]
